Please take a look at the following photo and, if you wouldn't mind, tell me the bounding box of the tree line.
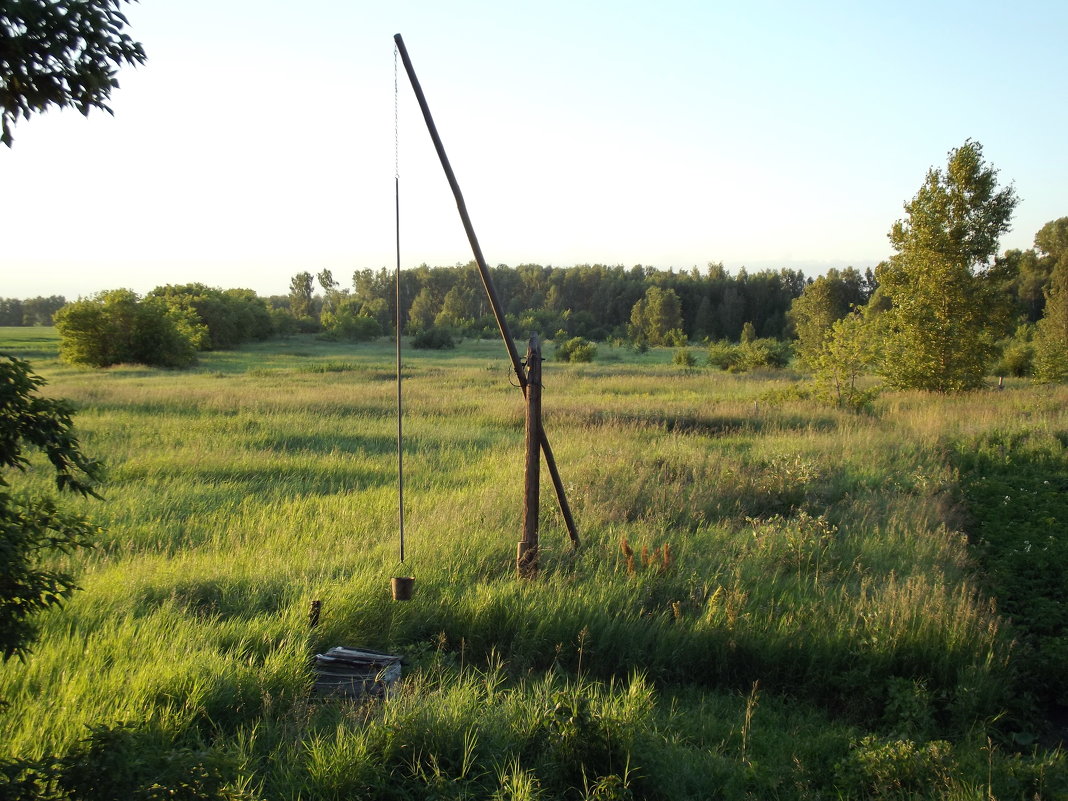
[0,296,67,326]
[4,142,1066,388]
[280,261,823,345]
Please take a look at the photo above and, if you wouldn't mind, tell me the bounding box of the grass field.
[1,327,1066,799]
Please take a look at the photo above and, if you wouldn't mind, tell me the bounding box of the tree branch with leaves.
[1,356,101,663]
[0,0,145,146]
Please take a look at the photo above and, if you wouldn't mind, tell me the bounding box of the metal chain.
[394,44,399,182]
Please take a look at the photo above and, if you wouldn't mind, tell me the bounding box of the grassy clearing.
[1,328,1066,799]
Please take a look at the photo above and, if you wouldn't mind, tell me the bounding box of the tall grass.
[1,329,1065,799]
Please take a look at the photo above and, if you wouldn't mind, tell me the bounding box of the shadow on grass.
[558,410,840,436]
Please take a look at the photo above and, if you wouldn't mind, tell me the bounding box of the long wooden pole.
[394,33,579,550]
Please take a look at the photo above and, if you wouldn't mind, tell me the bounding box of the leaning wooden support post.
[518,335,541,577]
[394,33,579,551]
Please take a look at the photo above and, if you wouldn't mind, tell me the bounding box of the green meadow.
[2,327,1066,799]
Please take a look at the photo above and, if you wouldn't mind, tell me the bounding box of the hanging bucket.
[391,576,415,601]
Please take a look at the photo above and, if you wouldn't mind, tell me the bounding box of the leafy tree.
[288,272,315,321]
[628,286,683,346]
[0,298,24,326]
[692,294,715,340]
[1034,217,1068,263]
[320,297,381,342]
[20,296,66,326]
[993,322,1036,378]
[789,270,868,368]
[1,356,100,663]
[1000,248,1052,322]
[147,284,273,350]
[54,289,203,368]
[317,269,346,316]
[1033,256,1068,382]
[877,140,1018,392]
[405,288,438,333]
[812,312,879,410]
[221,288,273,342]
[716,284,745,340]
[0,297,67,326]
[0,0,145,146]
[790,278,840,367]
[435,285,478,330]
[740,321,756,344]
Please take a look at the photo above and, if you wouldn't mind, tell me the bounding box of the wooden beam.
[519,335,541,577]
[394,33,579,551]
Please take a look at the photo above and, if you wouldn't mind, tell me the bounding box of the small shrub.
[672,348,697,370]
[993,323,1035,377]
[732,338,791,371]
[835,735,954,799]
[706,340,740,370]
[320,310,381,343]
[995,340,1034,377]
[557,337,597,363]
[707,338,792,372]
[411,326,456,350]
[0,723,252,801]
[664,328,688,347]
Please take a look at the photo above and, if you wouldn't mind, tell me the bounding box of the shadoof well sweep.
[389,33,581,599]
[309,37,583,695]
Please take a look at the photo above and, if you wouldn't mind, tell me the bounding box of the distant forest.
[283,262,865,343]
[2,249,1051,344]
[3,263,840,342]
[0,295,66,327]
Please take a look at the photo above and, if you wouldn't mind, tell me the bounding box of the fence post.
[518,334,541,577]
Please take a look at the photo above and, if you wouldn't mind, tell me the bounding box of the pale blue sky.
[2,0,1065,299]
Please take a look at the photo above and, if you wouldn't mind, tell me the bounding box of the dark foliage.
[0,355,100,663]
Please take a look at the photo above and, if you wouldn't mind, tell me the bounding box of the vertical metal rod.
[396,174,405,564]
[394,46,405,565]
[393,33,579,550]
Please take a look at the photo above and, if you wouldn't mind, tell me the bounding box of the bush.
[664,328,688,347]
[147,284,273,350]
[706,338,791,373]
[994,340,1034,378]
[706,340,740,370]
[810,313,880,411]
[54,290,202,368]
[733,338,792,371]
[320,300,382,343]
[835,735,954,799]
[268,308,297,337]
[556,337,597,363]
[0,722,251,801]
[411,326,456,350]
[993,324,1035,378]
[672,347,697,370]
